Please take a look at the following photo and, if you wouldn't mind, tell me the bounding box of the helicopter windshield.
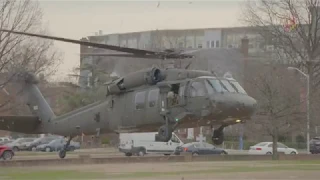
[205,78,245,94]
[220,79,237,93]
[205,79,228,93]
[229,80,247,94]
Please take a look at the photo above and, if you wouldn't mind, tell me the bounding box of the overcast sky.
[37,0,245,81]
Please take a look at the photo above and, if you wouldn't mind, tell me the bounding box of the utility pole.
[287,67,310,154]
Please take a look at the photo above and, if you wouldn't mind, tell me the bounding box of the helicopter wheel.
[59,149,66,159]
[155,125,173,142]
[58,136,73,159]
[212,126,225,145]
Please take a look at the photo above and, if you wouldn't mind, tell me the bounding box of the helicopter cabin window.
[135,91,146,110]
[190,81,206,97]
[148,89,159,107]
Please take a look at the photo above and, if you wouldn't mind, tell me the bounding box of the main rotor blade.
[80,53,162,59]
[0,29,158,56]
[181,49,202,55]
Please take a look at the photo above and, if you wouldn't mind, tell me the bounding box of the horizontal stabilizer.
[0,115,40,134]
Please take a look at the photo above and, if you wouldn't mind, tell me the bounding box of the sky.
[36,0,246,82]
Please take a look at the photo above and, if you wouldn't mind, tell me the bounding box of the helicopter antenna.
[223,71,233,79]
[210,69,218,76]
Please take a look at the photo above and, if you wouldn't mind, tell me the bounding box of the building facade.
[79,26,272,89]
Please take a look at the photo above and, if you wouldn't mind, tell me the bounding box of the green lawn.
[1,161,319,180]
[0,170,105,180]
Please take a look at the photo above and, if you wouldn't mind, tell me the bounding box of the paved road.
[11,148,309,161]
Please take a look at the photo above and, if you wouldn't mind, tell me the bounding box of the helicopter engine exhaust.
[107,67,164,94]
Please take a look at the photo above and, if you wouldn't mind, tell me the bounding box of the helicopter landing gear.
[155,114,175,142]
[59,136,73,159]
[212,125,227,145]
[155,124,173,142]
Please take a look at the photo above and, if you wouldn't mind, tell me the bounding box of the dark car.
[19,136,58,151]
[0,145,14,160]
[174,142,228,155]
[36,138,80,152]
[310,137,320,154]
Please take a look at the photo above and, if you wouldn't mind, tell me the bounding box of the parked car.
[0,145,14,160]
[248,142,298,155]
[36,138,80,152]
[5,138,36,152]
[310,137,320,154]
[0,137,11,145]
[19,136,58,151]
[174,142,228,156]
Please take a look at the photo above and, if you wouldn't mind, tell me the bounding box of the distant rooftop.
[87,25,256,39]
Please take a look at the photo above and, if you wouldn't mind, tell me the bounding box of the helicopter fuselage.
[0,68,256,144]
[36,73,256,138]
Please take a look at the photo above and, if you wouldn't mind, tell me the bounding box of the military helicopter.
[0,29,257,159]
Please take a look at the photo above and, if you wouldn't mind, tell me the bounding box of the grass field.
[1,160,320,180]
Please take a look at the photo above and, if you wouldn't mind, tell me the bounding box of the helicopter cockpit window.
[148,89,159,107]
[135,91,146,110]
[220,79,237,93]
[206,79,228,93]
[190,81,206,97]
[229,80,247,94]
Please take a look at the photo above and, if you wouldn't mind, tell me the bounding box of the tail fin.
[14,72,56,122]
[24,83,56,122]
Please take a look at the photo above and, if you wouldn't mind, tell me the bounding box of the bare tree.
[0,0,62,113]
[246,61,303,159]
[57,64,115,114]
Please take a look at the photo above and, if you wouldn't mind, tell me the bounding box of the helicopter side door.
[167,82,188,108]
[132,90,147,125]
[145,88,162,124]
[111,93,135,129]
[185,79,210,117]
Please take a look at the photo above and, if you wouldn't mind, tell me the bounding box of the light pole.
[287,67,310,154]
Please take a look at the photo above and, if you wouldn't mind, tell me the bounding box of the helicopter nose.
[212,94,257,118]
[241,96,257,116]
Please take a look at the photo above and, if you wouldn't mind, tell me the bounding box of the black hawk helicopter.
[0,29,257,159]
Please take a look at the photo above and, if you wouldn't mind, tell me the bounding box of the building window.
[135,91,146,110]
[211,41,215,48]
[148,89,159,107]
[216,40,220,48]
[207,41,210,48]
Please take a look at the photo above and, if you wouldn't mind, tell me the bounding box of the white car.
[248,142,298,155]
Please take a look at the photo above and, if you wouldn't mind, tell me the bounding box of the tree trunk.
[272,128,279,160]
